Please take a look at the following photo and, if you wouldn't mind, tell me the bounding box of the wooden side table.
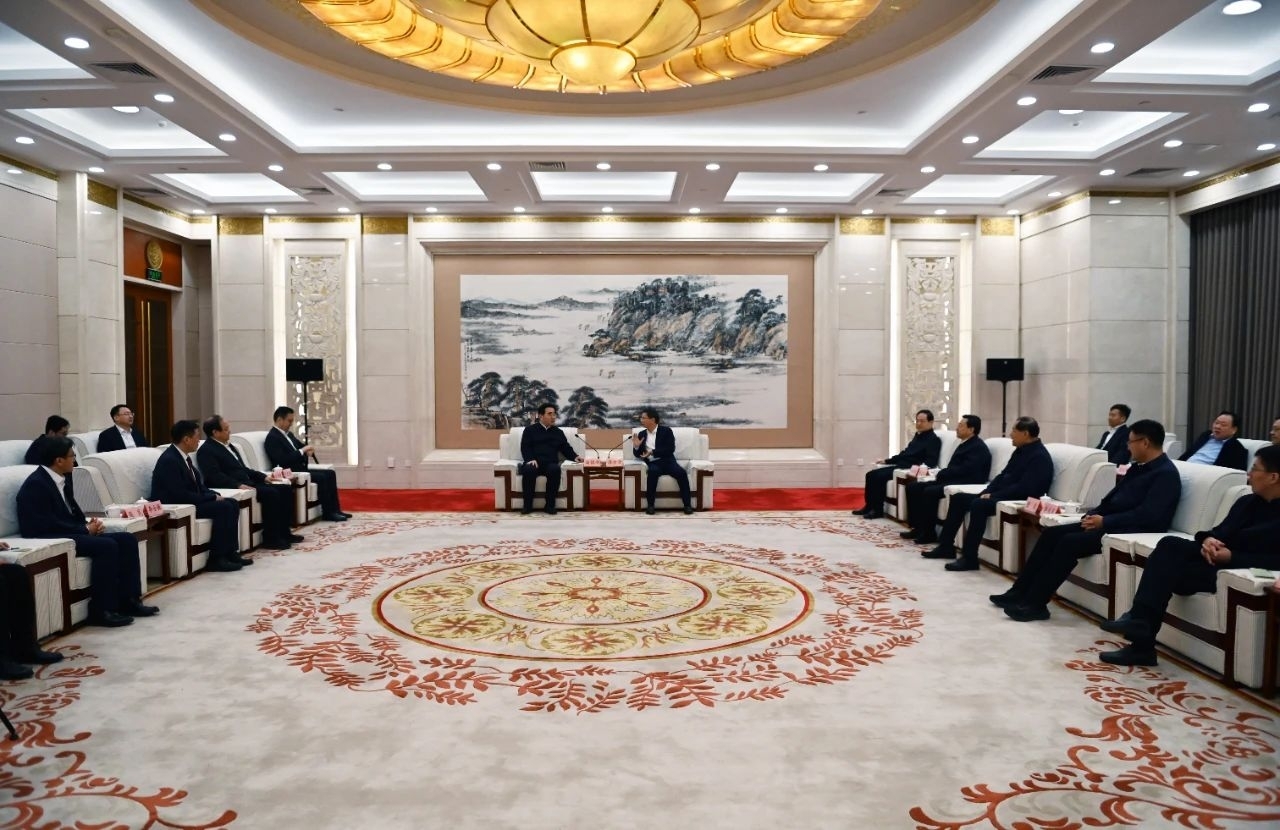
[582,465,624,509]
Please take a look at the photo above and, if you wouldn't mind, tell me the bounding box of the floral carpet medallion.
[251,536,923,712]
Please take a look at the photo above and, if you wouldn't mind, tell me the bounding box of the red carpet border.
[339,487,865,512]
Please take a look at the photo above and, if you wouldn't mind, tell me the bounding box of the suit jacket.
[150,445,218,505]
[935,437,992,486]
[1179,431,1247,470]
[24,434,51,466]
[631,425,678,463]
[520,423,577,466]
[197,439,267,489]
[983,439,1054,502]
[1097,423,1131,466]
[97,425,148,453]
[1195,493,1280,570]
[16,467,90,538]
[886,429,942,469]
[1093,452,1180,533]
[264,428,310,470]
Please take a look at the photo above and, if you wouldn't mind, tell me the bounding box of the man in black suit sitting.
[900,414,992,544]
[1097,403,1132,466]
[631,407,694,515]
[197,415,302,551]
[96,404,148,452]
[519,403,583,515]
[150,420,247,572]
[24,415,70,465]
[852,409,942,520]
[1,546,64,679]
[1179,410,1247,470]
[264,406,349,523]
[16,437,157,627]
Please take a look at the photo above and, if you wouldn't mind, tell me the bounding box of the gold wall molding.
[892,216,975,225]
[1176,154,1280,197]
[979,217,1015,236]
[0,152,56,180]
[363,216,409,234]
[219,217,264,236]
[122,193,198,222]
[839,216,886,235]
[86,180,118,209]
[1091,190,1167,199]
[267,215,358,224]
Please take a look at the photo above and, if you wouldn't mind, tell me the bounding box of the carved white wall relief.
[902,254,956,429]
[286,254,345,454]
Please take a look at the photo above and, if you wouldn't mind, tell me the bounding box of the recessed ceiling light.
[1016,96,1037,106]
[1259,142,1277,151]
[961,135,980,144]
[1108,199,1122,204]
[218,133,236,142]
[268,164,284,172]
[1100,168,1116,176]
[1183,170,1200,177]
[705,163,720,171]
[88,210,101,215]
[1163,139,1183,148]
[688,207,701,214]
[596,162,611,170]
[337,207,350,213]
[192,209,205,215]
[1223,0,1262,14]
[63,37,89,49]
[861,208,873,215]
[1058,109,1083,115]
[775,207,788,214]
[1090,41,1115,54]
[112,105,140,114]
[513,206,525,213]
[920,165,936,174]
[1006,209,1019,215]
[601,206,613,213]
[425,207,438,213]
[153,93,174,103]
[1247,102,1270,113]
[87,166,104,173]
[377,162,392,170]
[1047,191,1062,198]
[15,137,34,145]
[487,162,502,171]
[264,208,277,214]
[813,163,829,171]
[6,168,22,175]
[934,209,947,215]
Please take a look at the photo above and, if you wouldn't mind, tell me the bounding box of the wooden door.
[123,283,173,444]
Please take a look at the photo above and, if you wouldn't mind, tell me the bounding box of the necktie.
[62,476,80,515]
[186,455,202,488]
[228,442,243,467]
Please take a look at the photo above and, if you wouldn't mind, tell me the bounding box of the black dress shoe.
[121,600,159,617]
[1099,612,1151,641]
[0,659,33,680]
[205,558,243,572]
[1003,604,1050,622]
[1099,645,1158,666]
[520,506,533,515]
[944,558,980,571]
[988,591,1021,608]
[899,529,918,539]
[921,546,955,559]
[914,535,939,545]
[261,540,291,550]
[17,648,63,665]
[87,610,134,627]
[683,506,694,515]
[861,509,884,520]
[646,506,656,515]
[229,555,255,566]
[288,533,305,543]
[851,507,870,516]
[544,507,557,515]
[323,512,348,522]
[334,512,352,519]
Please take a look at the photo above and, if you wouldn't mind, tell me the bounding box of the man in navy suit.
[995,419,1181,621]
[518,403,583,515]
[198,415,302,551]
[900,414,992,544]
[853,409,942,520]
[925,416,1055,571]
[150,420,246,572]
[1096,404,1132,466]
[264,406,349,522]
[24,415,70,465]
[96,404,148,452]
[631,408,694,515]
[1179,411,1248,470]
[16,437,157,627]
[1,549,64,679]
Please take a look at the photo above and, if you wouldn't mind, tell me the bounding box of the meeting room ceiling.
[0,0,1276,219]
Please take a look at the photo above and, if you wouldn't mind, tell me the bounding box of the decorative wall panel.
[901,254,956,429]
[287,254,346,454]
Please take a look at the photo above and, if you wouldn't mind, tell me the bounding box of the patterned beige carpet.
[2,512,1277,829]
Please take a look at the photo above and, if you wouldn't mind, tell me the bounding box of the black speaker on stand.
[986,358,1024,436]
[285,358,324,441]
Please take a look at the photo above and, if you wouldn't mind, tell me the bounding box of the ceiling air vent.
[89,61,158,80]
[294,186,332,196]
[126,187,169,197]
[1127,167,1178,177]
[875,187,911,197]
[1029,64,1096,84]
[528,161,566,172]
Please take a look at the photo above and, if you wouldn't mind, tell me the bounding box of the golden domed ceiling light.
[298,0,884,93]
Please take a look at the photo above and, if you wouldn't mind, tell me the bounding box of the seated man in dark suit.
[265,406,349,523]
[631,407,694,515]
[900,414,991,544]
[852,409,942,520]
[197,415,303,551]
[519,403,583,515]
[24,415,70,465]
[1179,410,1247,470]
[0,546,64,680]
[1099,444,1280,666]
[96,404,148,452]
[925,416,1055,571]
[1097,403,1132,466]
[150,420,247,572]
[1271,417,1280,445]
[16,437,158,627]
[995,419,1181,621]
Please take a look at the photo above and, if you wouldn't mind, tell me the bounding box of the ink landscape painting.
[460,274,789,431]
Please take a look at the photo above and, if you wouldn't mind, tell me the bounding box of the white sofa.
[0,440,31,467]
[493,427,587,511]
[884,428,957,523]
[232,430,321,527]
[622,427,714,511]
[1240,438,1270,471]
[68,430,101,459]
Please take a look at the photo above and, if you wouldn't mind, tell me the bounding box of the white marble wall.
[0,178,59,439]
[833,223,889,486]
[969,222,1021,434]
[360,227,416,487]
[211,220,272,431]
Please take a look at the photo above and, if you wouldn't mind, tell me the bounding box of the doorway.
[123,283,173,444]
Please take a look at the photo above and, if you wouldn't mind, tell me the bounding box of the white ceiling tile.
[531,172,676,202]
[725,173,879,203]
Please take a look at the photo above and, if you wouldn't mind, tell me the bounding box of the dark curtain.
[1189,186,1280,441]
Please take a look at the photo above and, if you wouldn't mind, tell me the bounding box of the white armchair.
[493,427,587,511]
[232,430,321,527]
[621,427,714,511]
[0,440,30,467]
[68,430,101,459]
[0,465,77,638]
